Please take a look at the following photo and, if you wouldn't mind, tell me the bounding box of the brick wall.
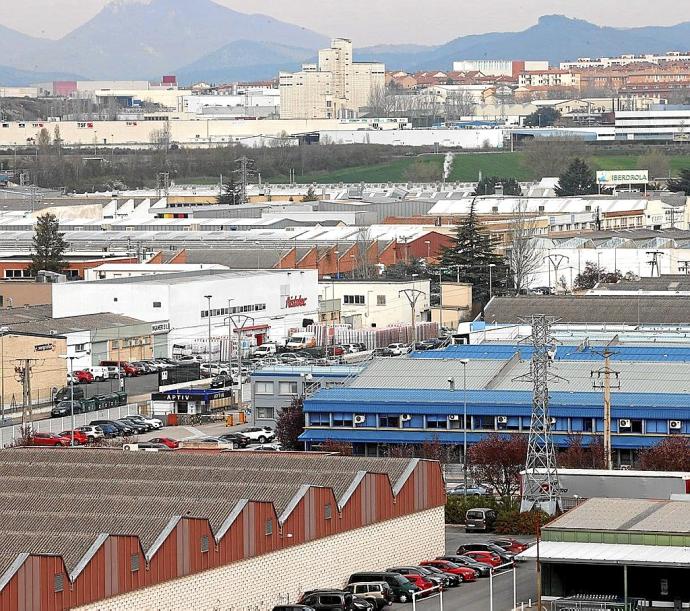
[76,506,445,611]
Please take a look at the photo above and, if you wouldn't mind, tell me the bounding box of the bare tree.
[521,137,588,179]
[506,200,543,294]
[444,89,476,121]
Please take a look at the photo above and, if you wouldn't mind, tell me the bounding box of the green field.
[449,152,533,182]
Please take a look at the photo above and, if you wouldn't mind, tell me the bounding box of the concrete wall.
[0,281,52,308]
[75,506,445,611]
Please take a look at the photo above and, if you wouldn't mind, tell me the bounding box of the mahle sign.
[596,170,649,185]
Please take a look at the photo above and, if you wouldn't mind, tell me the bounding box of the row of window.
[201,303,267,318]
[342,294,386,305]
[256,381,298,396]
[112,337,151,349]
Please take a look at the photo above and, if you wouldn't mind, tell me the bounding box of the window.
[130,554,140,572]
[332,413,353,427]
[379,415,400,428]
[321,596,341,605]
[4,269,30,278]
[325,503,332,519]
[256,406,274,420]
[112,340,120,349]
[265,519,273,536]
[477,416,495,429]
[630,419,643,434]
[255,381,274,395]
[54,573,64,593]
[376,295,386,306]
[343,294,365,305]
[426,415,448,429]
[279,381,298,395]
[200,535,209,553]
[309,413,330,426]
[74,343,87,353]
[153,301,161,308]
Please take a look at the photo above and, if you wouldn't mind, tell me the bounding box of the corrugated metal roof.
[517,541,690,566]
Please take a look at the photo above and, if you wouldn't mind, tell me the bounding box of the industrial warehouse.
[0,449,445,610]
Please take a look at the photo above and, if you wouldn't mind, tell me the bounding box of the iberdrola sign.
[596,170,649,185]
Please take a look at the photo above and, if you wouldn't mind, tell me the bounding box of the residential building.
[518,69,580,89]
[280,38,384,119]
[0,449,445,611]
[453,60,548,78]
[561,52,690,69]
[615,106,690,141]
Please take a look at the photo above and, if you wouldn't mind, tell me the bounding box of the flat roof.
[3,304,149,334]
[68,268,307,286]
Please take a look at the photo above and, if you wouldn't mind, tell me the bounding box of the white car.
[240,427,275,443]
[200,363,231,376]
[126,414,163,430]
[76,425,105,440]
[251,442,283,452]
[387,343,412,356]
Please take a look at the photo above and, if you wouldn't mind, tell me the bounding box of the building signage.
[284,295,308,308]
[151,322,170,334]
[34,343,55,352]
[596,170,649,185]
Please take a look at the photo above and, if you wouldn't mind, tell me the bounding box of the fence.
[0,403,142,448]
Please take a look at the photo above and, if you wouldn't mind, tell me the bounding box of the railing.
[0,403,142,448]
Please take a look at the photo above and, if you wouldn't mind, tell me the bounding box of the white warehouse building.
[51,269,319,354]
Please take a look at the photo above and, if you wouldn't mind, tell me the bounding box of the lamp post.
[59,354,78,447]
[204,295,213,378]
[489,263,496,300]
[449,358,470,497]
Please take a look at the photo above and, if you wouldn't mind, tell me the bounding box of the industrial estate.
[2,1,690,609]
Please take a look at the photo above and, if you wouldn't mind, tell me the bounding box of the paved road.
[397,528,537,611]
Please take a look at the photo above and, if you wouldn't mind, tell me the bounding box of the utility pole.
[204,295,213,378]
[591,339,621,470]
[229,314,254,410]
[398,288,425,344]
[14,359,39,429]
[0,326,7,424]
[543,254,569,292]
[518,315,563,515]
[646,250,663,277]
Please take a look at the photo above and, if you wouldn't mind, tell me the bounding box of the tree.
[639,437,690,471]
[385,257,428,280]
[404,158,441,182]
[668,168,690,195]
[217,178,242,205]
[523,107,561,127]
[468,433,528,509]
[443,90,476,121]
[437,198,507,307]
[473,176,522,196]
[274,396,305,451]
[574,261,623,290]
[28,213,68,275]
[506,200,542,294]
[320,439,353,455]
[302,186,319,202]
[556,158,597,196]
[638,149,669,181]
[559,434,605,469]
[522,138,588,180]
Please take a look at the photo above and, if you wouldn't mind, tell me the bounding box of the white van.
[253,343,277,358]
[286,332,317,350]
[82,366,109,381]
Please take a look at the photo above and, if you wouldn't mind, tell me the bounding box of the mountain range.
[1,3,690,85]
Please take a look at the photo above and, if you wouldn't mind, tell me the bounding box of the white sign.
[151,322,170,334]
[596,170,649,185]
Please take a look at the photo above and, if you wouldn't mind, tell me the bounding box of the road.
[398,528,537,611]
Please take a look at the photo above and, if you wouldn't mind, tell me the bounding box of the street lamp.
[450,358,470,497]
[204,295,213,378]
[59,354,79,447]
[334,250,340,279]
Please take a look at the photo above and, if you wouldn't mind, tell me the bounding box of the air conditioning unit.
[669,420,682,430]
[448,415,460,421]
[497,416,508,425]
[354,415,366,425]
[401,414,412,422]
[122,444,138,451]
[619,419,631,429]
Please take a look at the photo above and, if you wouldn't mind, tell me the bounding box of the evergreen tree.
[302,186,319,201]
[523,107,560,127]
[28,213,68,275]
[217,178,242,205]
[473,176,522,196]
[437,198,507,307]
[668,168,690,195]
[556,158,597,196]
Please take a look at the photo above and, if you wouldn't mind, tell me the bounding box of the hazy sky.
[2,0,689,45]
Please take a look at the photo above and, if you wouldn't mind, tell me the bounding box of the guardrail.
[0,403,142,448]
[412,584,442,611]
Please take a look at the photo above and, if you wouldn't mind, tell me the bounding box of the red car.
[490,538,529,554]
[401,573,434,592]
[149,437,179,449]
[420,559,477,582]
[30,432,71,447]
[59,430,89,445]
[463,550,503,567]
[73,370,94,384]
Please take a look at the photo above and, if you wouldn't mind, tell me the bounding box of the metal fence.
[0,403,142,448]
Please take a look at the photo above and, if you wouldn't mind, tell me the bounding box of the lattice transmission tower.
[520,314,562,515]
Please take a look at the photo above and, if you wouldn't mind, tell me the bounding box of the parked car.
[447,484,492,496]
[105,365,123,379]
[117,418,148,434]
[218,433,250,448]
[299,590,373,611]
[29,432,71,447]
[343,582,393,609]
[125,414,163,430]
[386,343,411,356]
[53,385,84,404]
[397,573,434,592]
[348,572,419,603]
[253,343,278,358]
[51,400,82,418]
[58,430,89,445]
[100,360,139,377]
[489,538,530,554]
[75,425,105,441]
[421,559,477,582]
[73,370,94,384]
[460,550,504,568]
[456,542,515,564]
[279,353,308,365]
[82,366,109,381]
[436,555,492,577]
[88,421,119,438]
[386,566,446,590]
[251,443,283,452]
[152,359,176,370]
[422,565,461,586]
[90,419,133,437]
[148,437,180,449]
[130,362,152,375]
[464,507,498,533]
[273,606,316,611]
[210,374,233,389]
[240,426,275,443]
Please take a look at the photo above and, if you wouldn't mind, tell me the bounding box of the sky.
[1,0,689,45]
